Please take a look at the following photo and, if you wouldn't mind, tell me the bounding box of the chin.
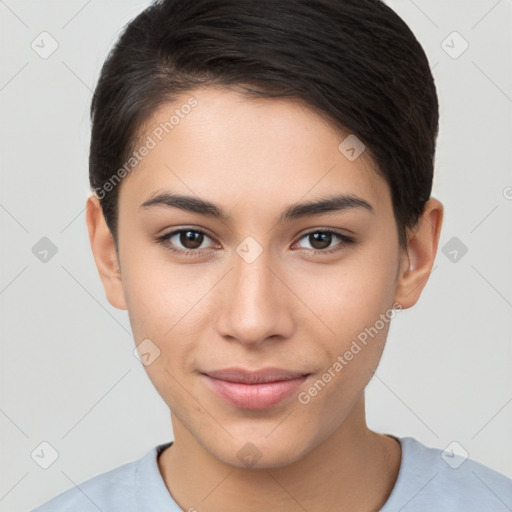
[203,432,313,470]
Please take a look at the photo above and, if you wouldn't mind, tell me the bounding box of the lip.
[201,367,311,410]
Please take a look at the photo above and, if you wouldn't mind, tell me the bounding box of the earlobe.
[85,194,128,310]
[393,198,444,309]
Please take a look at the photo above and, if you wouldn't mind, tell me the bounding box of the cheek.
[122,254,196,338]
[121,256,204,375]
[300,247,398,388]
[305,254,397,337]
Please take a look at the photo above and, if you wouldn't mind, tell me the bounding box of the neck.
[158,395,401,512]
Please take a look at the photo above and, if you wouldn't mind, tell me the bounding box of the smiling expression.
[99,85,411,468]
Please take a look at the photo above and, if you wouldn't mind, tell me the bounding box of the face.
[94,86,415,469]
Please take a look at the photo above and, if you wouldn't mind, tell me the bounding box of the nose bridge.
[232,242,278,316]
[217,240,292,344]
[234,244,273,301]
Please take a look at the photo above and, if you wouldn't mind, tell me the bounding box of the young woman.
[32,0,512,510]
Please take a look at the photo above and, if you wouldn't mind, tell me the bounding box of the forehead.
[118,86,391,220]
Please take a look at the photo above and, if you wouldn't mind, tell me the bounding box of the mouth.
[201,367,312,410]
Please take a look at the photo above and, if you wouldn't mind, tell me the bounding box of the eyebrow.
[139,190,374,222]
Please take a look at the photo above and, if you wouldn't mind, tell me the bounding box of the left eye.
[295,230,353,253]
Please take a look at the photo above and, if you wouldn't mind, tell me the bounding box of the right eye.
[156,228,217,255]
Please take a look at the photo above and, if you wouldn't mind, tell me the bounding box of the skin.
[86,85,443,512]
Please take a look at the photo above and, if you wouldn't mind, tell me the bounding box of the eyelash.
[156,227,354,257]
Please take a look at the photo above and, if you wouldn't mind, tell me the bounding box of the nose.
[215,246,295,347]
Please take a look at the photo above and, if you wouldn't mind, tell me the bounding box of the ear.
[85,194,128,310]
[393,198,444,309]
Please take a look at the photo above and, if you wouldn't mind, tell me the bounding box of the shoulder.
[382,436,512,512]
[29,445,162,512]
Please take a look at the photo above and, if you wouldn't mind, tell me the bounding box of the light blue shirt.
[30,436,512,511]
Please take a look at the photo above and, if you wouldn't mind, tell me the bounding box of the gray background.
[0,1,511,510]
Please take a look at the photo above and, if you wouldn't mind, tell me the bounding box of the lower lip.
[203,374,309,410]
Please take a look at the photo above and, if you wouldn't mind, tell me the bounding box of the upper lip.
[203,367,310,384]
